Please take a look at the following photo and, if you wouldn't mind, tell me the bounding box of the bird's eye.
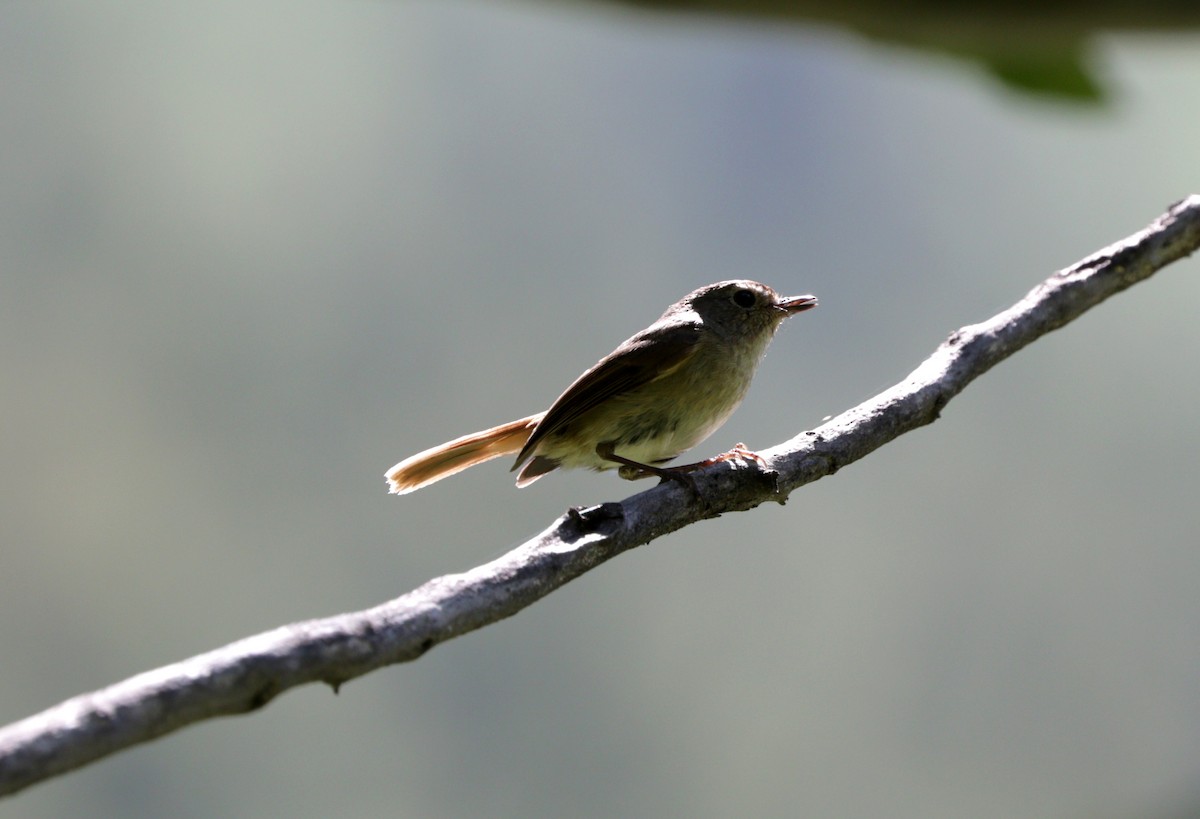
[732,288,757,308]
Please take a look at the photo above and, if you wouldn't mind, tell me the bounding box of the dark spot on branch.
[562,502,624,541]
[248,682,279,711]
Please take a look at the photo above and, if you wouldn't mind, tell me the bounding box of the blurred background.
[2,1,1199,816]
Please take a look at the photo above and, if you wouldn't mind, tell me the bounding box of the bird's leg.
[595,442,696,489]
[659,443,768,476]
[596,442,767,491]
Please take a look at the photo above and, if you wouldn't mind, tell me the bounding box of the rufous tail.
[385,413,544,494]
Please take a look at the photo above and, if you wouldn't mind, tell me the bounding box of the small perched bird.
[385,280,816,494]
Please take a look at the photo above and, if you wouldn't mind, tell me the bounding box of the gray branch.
[2,195,1198,798]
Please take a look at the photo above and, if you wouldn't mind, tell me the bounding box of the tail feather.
[385,413,544,494]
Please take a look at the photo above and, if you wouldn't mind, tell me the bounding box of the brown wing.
[512,322,702,470]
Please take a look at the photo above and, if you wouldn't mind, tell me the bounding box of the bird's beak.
[778,294,818,315]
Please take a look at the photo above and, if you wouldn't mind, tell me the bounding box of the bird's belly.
[546,384,747,471]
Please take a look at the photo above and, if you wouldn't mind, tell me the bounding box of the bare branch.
[2,195,1198,797]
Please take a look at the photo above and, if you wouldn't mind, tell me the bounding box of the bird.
[385,280,816,494]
